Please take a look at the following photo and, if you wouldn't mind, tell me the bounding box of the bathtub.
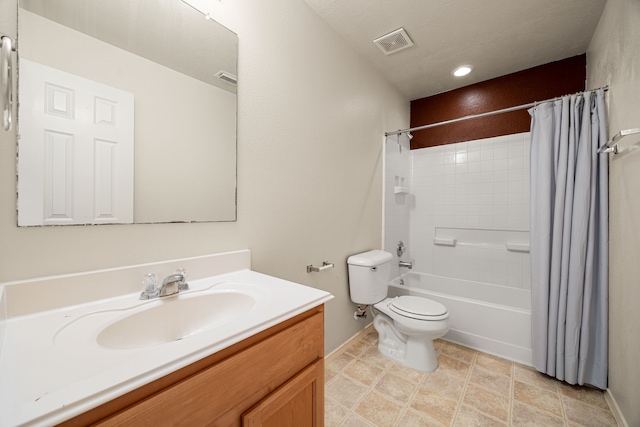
[389,272,532,366]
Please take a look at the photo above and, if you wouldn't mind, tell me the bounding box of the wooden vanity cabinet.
[59,306,325,427]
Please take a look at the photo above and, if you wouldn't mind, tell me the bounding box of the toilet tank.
[347,250,393,304]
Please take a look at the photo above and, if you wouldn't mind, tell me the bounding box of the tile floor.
[325,325,617,427]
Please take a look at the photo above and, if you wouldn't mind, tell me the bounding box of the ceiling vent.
[215,70,237,85]
[373,28,414,55]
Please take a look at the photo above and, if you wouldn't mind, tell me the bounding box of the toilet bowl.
[372,295,449,372]
[346,250,450,372]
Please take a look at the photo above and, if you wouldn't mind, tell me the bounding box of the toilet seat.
[388,296,448,321]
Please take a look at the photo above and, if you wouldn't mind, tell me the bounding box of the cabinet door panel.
[242,361,323,427]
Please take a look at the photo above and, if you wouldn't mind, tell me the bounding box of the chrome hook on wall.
[1,34,16,131]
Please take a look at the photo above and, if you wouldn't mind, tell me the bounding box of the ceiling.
[304,0,607,101]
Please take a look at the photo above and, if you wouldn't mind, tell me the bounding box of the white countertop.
[0,265,333,427]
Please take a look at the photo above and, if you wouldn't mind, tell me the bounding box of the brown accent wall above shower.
[409,54,586,149]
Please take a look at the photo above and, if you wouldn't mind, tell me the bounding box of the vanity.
[0,250,333,426]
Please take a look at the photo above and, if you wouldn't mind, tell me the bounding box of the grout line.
[450,348,477,426]
[392,365,426,427]
[509,360,515,425]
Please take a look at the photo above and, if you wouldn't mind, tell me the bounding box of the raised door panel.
[242,361,323,427]
[18,58,134,225]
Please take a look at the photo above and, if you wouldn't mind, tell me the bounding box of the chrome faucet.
[399,260,413,269]
[139,269,189,300]
[158,272,188,297]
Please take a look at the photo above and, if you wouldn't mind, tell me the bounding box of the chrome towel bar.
[1,34,15,131]
[598,128,640,155]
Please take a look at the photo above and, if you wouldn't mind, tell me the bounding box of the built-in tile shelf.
[435,226,530,251]
[394,186,410,194]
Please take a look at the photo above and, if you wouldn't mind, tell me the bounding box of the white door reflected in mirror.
[18,59,134,226]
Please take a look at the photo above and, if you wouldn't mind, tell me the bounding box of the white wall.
[587,0,640,424]
[0,0,409,353]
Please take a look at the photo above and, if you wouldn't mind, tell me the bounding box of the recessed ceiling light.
[452,66,473,77]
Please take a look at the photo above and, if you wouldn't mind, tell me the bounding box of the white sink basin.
[97,292,256,349]
[53,282,270,350]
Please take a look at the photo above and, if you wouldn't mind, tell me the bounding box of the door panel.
[18,58,134,225]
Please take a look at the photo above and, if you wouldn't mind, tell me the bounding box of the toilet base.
[373,313,440,372]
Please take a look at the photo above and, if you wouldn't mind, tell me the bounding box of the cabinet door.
[242,361,323,427]
[91,310,324,427]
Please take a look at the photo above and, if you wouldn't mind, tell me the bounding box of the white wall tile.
[388,132,531,290]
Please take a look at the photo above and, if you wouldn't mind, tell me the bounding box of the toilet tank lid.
[347,250,393,267]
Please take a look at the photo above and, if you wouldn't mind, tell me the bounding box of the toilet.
[347,250,449,372]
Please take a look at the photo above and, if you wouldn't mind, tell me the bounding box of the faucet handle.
[175,268,189,291]
[139,273,158,299]
[142,273,157,292]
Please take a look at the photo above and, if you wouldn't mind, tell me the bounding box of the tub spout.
[399,260,412,269]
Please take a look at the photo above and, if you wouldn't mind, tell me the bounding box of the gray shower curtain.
[529,89,608,390]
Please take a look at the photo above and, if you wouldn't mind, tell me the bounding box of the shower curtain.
[529,89,608,389]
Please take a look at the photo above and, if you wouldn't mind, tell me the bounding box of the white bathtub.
[389,272,532,366]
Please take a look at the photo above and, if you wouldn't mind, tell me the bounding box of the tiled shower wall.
[385,132,531,290]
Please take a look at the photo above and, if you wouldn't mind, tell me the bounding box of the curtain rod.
[385,86,609,137]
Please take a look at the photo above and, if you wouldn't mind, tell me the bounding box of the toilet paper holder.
[307,261,334,273]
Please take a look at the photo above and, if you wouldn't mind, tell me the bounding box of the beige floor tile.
[386,360,426,384]
[345,339,372,357]
[339,413,375,427]
[324,397,349,427]
[468,365,512,397]
[397,408,446,427]
[421,370,466,401]
[463,383,510,422]
[558,382,609,410]
[562,395,617,427]
[511,401,565,427]
[514,364,559,392]
[326,374,369,409]
[475,352,513,378]
[436,354,472,380]
[440,341,477,363]
[327,351,356,372]
[373,372,420,404]
[513,380,563,417]
[359,345,395,370]
[353,390,404,426]
[410,388,459,426]
[343,358,384,387]
[434,338,445,351]
[325,366,340,384]
[453,404,507,427]
[361,328,378,345]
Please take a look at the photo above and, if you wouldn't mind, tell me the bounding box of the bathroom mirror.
[16,0,237,226]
